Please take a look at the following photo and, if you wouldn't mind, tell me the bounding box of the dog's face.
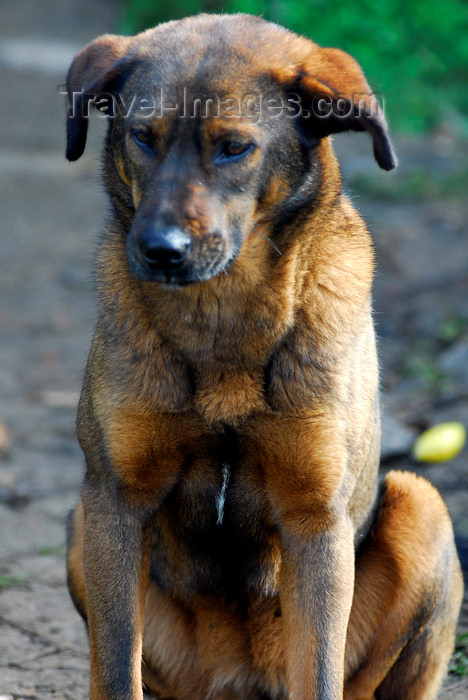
[66,14,396,287]
[117,67,305,286]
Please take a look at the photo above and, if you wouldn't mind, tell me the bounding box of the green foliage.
[349,163,468,202]
[450,632,468,677]
[38,544,66,557]
[120,0,468,134]
[401,316,467,395]
[0,574,30,591]
[438,317,468,345]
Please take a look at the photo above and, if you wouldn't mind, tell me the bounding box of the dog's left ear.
[276,45,397,170]
[66,34,133,161]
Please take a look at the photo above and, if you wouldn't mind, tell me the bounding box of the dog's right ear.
[66,34,133,161]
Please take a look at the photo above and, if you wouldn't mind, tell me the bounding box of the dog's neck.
[98,224,294,363]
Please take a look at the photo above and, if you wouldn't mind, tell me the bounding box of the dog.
[64,13,463,700]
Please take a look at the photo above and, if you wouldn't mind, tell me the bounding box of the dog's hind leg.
[344,470,463,700]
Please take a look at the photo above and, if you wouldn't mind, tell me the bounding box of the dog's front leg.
[279,512,354,699]
[82,478,153,700]
[248,415,354,699]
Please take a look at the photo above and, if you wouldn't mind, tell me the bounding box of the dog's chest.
[150,455,281,600]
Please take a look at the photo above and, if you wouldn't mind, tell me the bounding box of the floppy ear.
[276,45,397,171]
[66,34,133,161]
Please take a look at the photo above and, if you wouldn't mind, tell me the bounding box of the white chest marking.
[216,463,230,526]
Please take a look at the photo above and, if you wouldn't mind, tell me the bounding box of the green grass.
[0,574,30,591]
[450,632,468,677]
[348,165,468,202]
[38,544,66,558]
[400,317,467,395]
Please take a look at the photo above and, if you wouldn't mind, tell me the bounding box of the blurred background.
[0,0,467,697]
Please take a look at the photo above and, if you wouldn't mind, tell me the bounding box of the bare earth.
[0,1,467,698]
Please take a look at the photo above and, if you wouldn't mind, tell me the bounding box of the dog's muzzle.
[126,219,236,286]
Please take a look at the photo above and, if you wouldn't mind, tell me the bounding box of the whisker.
[255,231,282,256]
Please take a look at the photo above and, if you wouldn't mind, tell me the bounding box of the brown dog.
[65,13,462,700]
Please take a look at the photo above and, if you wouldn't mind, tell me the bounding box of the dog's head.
[66,14,396,287]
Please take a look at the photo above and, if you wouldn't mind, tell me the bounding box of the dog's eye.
[215,141,253,165]
[224,142,247,156]
[131,130,155,153]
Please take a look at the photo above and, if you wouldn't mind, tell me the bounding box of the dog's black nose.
[139,229,191,268]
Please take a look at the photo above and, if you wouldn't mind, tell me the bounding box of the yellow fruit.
[413,422,466,463]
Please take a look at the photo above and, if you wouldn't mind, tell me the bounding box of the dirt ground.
[0,1,467,698]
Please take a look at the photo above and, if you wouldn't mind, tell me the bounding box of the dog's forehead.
[126,14,299,92]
